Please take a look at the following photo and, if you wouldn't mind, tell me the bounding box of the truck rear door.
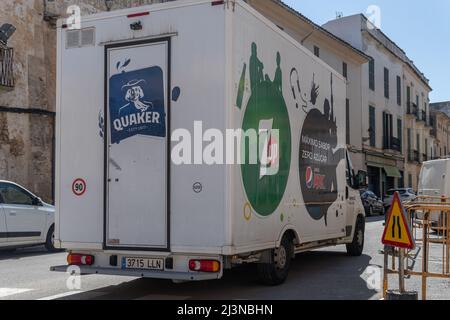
[105,38,170,251]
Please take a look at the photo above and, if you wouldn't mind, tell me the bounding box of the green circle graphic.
[241,80,291,216]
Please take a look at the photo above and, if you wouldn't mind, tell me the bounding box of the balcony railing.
[0,47,14,88]
[408,150,420,163]
[407,102,418,116]
[384,136,402,152]
[391,137,402,152]
[417,110,427,123]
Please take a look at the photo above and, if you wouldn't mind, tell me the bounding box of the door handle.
[9,211,17,216]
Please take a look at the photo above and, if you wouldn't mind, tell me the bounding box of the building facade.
[403,66,433,190]
[430,102,450,159]
[323,14,433,196]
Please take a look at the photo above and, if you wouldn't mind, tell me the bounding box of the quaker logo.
[109,64,166,144]
[299,74,344,226]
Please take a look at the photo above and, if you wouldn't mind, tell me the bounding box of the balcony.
[416,110,427,123]
[0,46,14,89]
[384,136,402,152]
[407,102,418,116]
[408,150,420,163]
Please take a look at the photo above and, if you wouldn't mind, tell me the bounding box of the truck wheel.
[45,225,56,252]
[257,235,293,286]
[346,216,365,257]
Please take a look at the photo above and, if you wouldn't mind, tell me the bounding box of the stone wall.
[0,0,55,202]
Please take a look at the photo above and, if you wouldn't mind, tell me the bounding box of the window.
[314,46,320,57]
[346,99,350,144]
[369,59,375,91]
[396,76,401,106]
[369,106,376,147]
[399,171,405,188]
[397,119,402,150]
[407,128,412,151]
[407,86,411,104]
[382,112,393,149]
[417,133,420,154]
[0,183,34,206]
[384,67,390,99]
[343,62,348,79]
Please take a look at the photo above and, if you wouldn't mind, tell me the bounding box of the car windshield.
[386,189,415,196]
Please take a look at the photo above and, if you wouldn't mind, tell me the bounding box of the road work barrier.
[383,195,450,300]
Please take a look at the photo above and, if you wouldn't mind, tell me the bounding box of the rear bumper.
[50,265,221,281]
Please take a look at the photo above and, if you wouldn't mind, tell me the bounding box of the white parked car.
[383,188,416,210]
[0,180,55,252]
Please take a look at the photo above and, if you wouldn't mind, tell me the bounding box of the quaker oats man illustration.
[119,79,153,115]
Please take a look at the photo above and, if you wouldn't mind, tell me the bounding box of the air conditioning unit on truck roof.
[52,0,366,285]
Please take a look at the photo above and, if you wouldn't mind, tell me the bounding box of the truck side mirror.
[356,170,368,188]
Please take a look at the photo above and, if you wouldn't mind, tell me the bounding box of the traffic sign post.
[382,192,417,300]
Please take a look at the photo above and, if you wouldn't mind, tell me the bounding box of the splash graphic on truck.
[238,43,292,217]
[299,74,344,226]
[109,63,166,144]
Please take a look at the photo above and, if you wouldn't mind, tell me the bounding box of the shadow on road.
[366,215,385,223]
[59,250,378,300]
[0,246,63,261]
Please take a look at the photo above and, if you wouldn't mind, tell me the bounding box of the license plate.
[122,257,164,271]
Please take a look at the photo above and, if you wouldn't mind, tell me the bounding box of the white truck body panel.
[418,159,450,197]
[55,0,363,280]
[418,159,450,223]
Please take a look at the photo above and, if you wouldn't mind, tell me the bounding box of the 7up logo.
[259,119,279,179]
[238,43,291,217]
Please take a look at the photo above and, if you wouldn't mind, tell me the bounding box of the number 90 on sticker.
[72,178,87,196]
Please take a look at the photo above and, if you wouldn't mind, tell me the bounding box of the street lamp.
[105,0,113,11]
[0,24,16,46]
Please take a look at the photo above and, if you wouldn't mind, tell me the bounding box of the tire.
[257,234,294,286]
[346,216,365,257]
[45,225,56,252]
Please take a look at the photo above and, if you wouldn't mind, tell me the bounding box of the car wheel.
[257,234,294,286]
[346,216,365,257]
[45,225,56,252]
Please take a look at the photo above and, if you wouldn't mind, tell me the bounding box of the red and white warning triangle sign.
[382,192,415,249]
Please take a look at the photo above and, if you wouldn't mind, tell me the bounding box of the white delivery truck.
[418,159,450,229]
[52,0,366,285]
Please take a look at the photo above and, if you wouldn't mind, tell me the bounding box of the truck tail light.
[67,253,95,266]
[189,259,220,273]
[127,12,150,18]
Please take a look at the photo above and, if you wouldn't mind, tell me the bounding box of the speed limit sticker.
[72,178,87,196]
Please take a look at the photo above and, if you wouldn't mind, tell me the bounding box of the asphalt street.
[0,216,448,300]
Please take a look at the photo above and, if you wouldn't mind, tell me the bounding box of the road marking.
[38,291,83,300]
[0,288,33,298]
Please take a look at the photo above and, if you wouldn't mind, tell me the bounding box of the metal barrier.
[383,196,450,300]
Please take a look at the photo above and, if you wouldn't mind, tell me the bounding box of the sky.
[283,0,450,103]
